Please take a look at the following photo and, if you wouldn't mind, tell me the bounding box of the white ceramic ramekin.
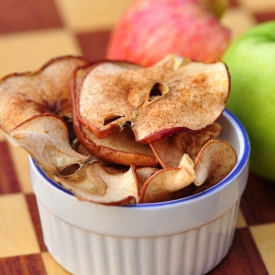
[29,109,250,275]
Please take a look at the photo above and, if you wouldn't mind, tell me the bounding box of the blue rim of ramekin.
[32,109,250,208]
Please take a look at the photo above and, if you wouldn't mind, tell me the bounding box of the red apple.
[106,0,230,66]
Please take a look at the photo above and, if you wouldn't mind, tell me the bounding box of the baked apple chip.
[79,126,158,166]
[150,122,222,168]
[135,167,159,192]
[10,115,139,205]
[5,117,139,205]
[0,56,88,134]
[8,115,87,173]
[75,54,229,143]
[194,140,237,186]
[171,140,238,200]
[139,140,237,203]
[139,154,196,203]
[0,56,89,174]
[53,161,139,205]
[71,62,158,166]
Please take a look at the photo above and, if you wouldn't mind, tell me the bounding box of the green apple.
[223,21,275,181]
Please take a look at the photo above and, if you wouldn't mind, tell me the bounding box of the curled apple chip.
[78,125,158,166]
[53,161,139,205]
[12,116,139,205]
[194,140,237,186]
[76,54,229,143]
[71,60,141,139]
[0,55,89,176]
[150,122,222,168]
[135,167,159,192]
[70,61,158,166]
[171,140,238,200]
[139,154,196,203]
[0,56,88,134]
[7,115,88,173]
[139,140,237,203]
[8,114,139,205]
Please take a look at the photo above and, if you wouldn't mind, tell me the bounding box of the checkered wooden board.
[0,0,275,274]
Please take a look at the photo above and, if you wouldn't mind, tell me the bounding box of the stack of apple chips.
[0,54,236,205]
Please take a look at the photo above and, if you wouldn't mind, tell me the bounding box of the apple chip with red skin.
[194,139,237,187]
[71,64,158,167]
[0,55,90,174]
[139,154,196,203]
[172,139,238,200]
[150,122,222,168]
[9,115,139,205]
[0,56,89,134]
[54,161,139,205]
[75,54,230,144]
[7,115,88,174]
[139,140,237,203]
[135,167,159,192]
[79,125,158,166]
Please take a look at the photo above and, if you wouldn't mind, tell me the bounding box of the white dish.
[29,109,250,275]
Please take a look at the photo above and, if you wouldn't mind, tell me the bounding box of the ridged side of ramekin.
[37,198,239,275]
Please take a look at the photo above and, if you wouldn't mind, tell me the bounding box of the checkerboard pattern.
[0,0,275,274]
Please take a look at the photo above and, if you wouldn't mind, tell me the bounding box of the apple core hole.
[104,115,124,125]
[59,163,81,176]
[148,82,169,102]
[124,120,132,128]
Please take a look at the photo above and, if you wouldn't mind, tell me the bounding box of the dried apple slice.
[9,114,139,205]
[139,154,196,203]
[76,54,229,143]
[194,140,237,186]
[7,115,88,173]
[7,111,140,206]
[171,140,238,199]
[78,125,158,166]
[0,55,89,176]
[71,61,141,139]
[71,61,158,166]
[173,139,237,198]
[139,139,237,203]
[0,56,88,134]
[53,161,139,205]
[150,122,222,168]
[135,167,159,192]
